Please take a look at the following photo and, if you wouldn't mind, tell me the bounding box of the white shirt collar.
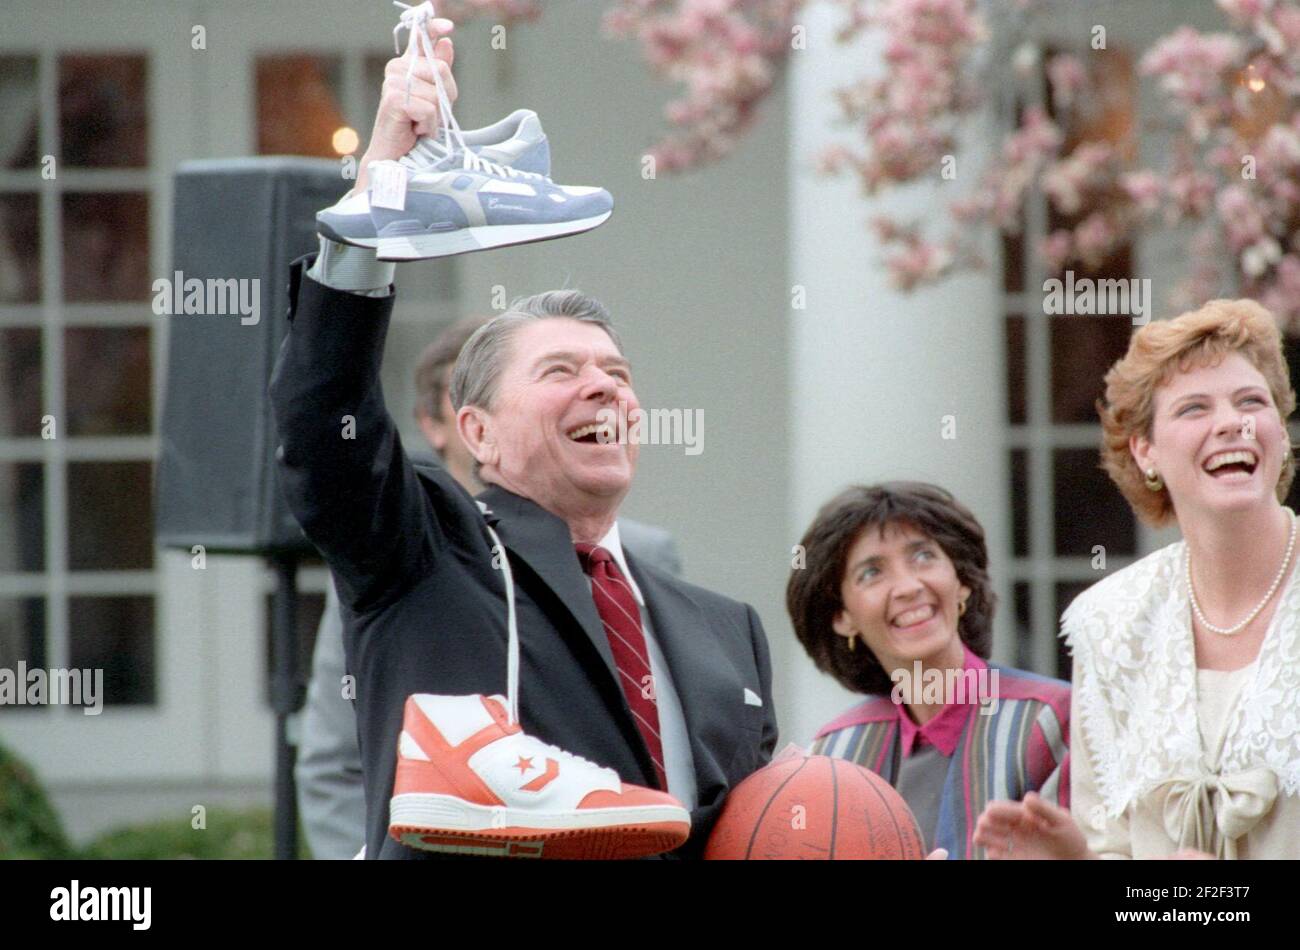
[595,521,645,606]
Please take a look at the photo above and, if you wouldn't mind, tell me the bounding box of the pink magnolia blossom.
[876,0,988,48]
[1041,143,1114,215]
[1001,107,1062,165]
[1139,27,1245,109]
[1241,237,1283,277]
[1046,54,1088,111]
[1039,230,1074,273]
[1256,124,1300,176]
[1120,171,1165,214]
[1073,213,1120,269]
[949,190,994,222]
[871,215,915,243]
[1168,169,1219,218]
[604,0,801,168]
[1216,0,1275,21]
[1216,184,1270,249]
[884,237,953,291]
[1260,255,1300,321]
[540,0,1300,321]
[1269,5,1300,47]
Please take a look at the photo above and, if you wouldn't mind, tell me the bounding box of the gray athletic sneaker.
[369,168,613,261]
[318,0,613,260]
[431,108,550,177]
[317,109,551,247]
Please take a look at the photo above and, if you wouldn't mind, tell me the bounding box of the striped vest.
[811,664,1070,859]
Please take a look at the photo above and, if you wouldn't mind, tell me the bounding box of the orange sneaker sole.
[390,821,689,860]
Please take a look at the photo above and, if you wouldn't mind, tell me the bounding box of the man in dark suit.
[296,316,687,859]
[269,17,777,859]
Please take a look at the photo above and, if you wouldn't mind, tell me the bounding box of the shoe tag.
[369,160,408,211]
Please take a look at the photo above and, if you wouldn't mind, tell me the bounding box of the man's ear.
[457,405,495,469]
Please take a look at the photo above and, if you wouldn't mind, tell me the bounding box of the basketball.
[704,752,926,860]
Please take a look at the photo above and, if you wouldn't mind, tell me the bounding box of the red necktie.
[574,542,668,790]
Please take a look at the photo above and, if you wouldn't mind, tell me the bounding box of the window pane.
[69,596,155,705]
[1288,337,1300,510]
[1005,315,1025,425]
[1050,315,1133,424]
[0,56,40,169]
[1287,445,1300,511]
[0,194,41,303]
[255,55,345,157]
[0,598,45,678]
[1000,226,1024,294]
[1013,581,1031,671]
[58,54,148,168]
[1053,448,1136,557]
[1285,335,1300,420]
[62,192,151,303]
[0,327,42,435]
[1056,582,1092,681]
[1010,448,1028,558]
[0,463,44,572]
[65,327,151,436]
[67,461,154,571]
[1045,46,1135,283]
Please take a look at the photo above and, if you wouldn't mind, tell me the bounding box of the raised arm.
[269,254,433,609]
[268,17,459,610]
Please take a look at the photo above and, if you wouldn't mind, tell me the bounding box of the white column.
[782,7,1009,746]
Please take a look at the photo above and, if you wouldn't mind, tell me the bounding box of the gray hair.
[449,290,624,412]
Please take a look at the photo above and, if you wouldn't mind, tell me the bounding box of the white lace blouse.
[1064,540,1300,859]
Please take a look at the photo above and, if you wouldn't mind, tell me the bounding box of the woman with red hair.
[976,299,1300,859]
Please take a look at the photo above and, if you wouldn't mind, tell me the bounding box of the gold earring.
[1144,468,1164,492]
[844,633,856,652]
[958,597,968,617]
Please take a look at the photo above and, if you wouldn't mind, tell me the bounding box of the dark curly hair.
[786,482,996,697]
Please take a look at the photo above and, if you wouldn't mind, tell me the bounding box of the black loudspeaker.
[156,157,347,555]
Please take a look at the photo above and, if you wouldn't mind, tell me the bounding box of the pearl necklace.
[1186,507,1297,636]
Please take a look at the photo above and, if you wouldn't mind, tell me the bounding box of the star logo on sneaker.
[519,757,560,792]
[388,693,689,858]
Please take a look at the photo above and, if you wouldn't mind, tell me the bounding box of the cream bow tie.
[1160,767,1278,859]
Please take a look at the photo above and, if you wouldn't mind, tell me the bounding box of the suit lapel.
[628,553,747,804]
[476,485,619,682]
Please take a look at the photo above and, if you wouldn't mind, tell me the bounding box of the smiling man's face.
[464,317,639,518]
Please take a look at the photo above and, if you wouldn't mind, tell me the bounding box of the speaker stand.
[269,553,305,859]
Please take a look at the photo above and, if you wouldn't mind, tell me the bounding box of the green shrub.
[0,742,75,859]
[0,736,309,859]
[81,809,310,860]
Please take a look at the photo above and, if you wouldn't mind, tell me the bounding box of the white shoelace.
[482,522,521,726]
[392,1,542,181]
[530,739,611,776]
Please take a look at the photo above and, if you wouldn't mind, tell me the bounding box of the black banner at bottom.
[1,857,1287,937]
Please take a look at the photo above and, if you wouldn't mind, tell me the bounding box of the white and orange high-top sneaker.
[388,694,690,859]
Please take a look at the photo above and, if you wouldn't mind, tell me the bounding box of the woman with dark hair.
[789,482,1070,859]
